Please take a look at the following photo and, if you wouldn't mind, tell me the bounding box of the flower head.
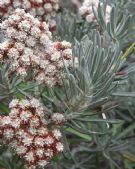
[0,0,60,31]
[0,9,73,87]
[51,113,66,125]
[79,0,111,23]
[0,98,64,168]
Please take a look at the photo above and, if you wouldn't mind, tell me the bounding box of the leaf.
[123,153,135,163]
[75,118,123,124]
[116,123,135,140]
[112,92,135,97]
[0,157,11,169]
[0,103,10,115]
[66,127,92,141]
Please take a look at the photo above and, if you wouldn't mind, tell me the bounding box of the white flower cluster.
[0,98,65,169]
[51,112,65,125]
[0,9,72,86]
[79,0,111,23]
[0,0,59,31]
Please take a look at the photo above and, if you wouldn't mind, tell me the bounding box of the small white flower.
[16,145,27,155]
[14,42,25,52]
[0,20,9,29]
[11,118,21,128]
[2,116,11,125]
[9,139,18,148]
[30,116,40,127]
[44,136,54,145]
[86,14,93,22]
[49,19,56,28]
[56,142,64,152]
[17,67,27,76]
[39,60,48,69]
[35,0,43,3]
[63,48,72,58]
[81,7,89,14]
[3,128,14,140]
[44,3,53,13]
[0,41,10,51]
[36,148,44,157]
[51,51,60,61]
[12,0,22,8]
[38,127,48,136]
[79,0,111,23]
[51,113,65,124]
[16,31,27,41]
[20,99,30,107]
[20,110,32,122]
[10,60,19,69]
[40,118,47,125]
[36,7,45,16]
[22,0,31,9]
[6,27,16,38]
[18,20,31,32]
[7,48,19,58]
[31,27,41,38]
[9,108,18,118]
[24,47,33,56]
[53,3,59,10]
[22,135,33,146]
[46,64,56,74]
[40,34,51,46]
[36,107,44,117]
[10,14,21,22]
[34,137,44,147]
[45,148,53,158]
[25,151,35,162]
[38,160,48,167]
[28,127,37,135]
[0,0,10,6]
[30,98,41,108]
[21,54,30,64]
[40,21,49,31]
[16,129,27,139]
[61,41,72,48]
[53,129,62,140]
[26,37,36,47]
[25,12,35,20]
[31,55,40,64]
[35,72,45,82]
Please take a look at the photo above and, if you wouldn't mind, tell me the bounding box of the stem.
[66,112,84,120]
[121,42,135,60]
[122,134,135,140]
[122,153,135,163]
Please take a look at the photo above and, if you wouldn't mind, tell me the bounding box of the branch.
[121,42,135,60]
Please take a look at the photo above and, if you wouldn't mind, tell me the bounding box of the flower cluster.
[0,9,72,86]
[0,98,65,169]
[79,0,111,23]
[0,0,59,31]
[51,112,65,125]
